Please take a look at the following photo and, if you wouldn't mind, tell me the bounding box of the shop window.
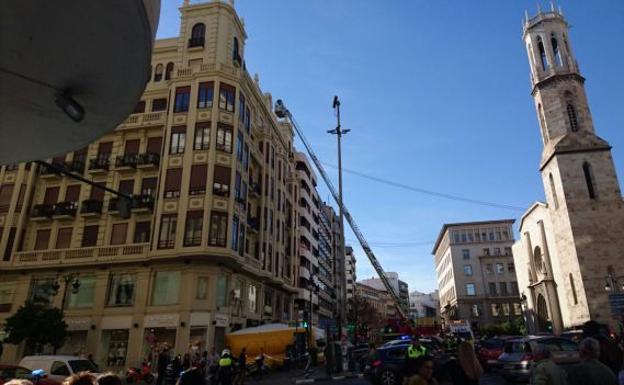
[152,271,181,306]
[107,273,136,306]
[66,276,95,308]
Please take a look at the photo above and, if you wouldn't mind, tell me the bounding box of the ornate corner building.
[513,9,624,334]
[0,0,341,366]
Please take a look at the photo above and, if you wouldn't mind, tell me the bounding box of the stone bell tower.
[523,7,624,326]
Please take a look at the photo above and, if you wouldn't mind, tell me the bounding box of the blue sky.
[157,1,624,293]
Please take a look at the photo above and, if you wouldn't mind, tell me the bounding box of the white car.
[18,356,99,382]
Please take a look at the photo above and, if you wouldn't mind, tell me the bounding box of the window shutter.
[214,166,231,185]
[65,185,81,202]
[190,164,208,191]
[43,187,60,205]
[165,169,182,192]
[90,183,105,201]
[147,137,162,154]
[34,229,51,250]
[0,185,14,207]
[56,227,73,249]
[171,125,187,134]
[119,180,135,195]
[124,139,140,155]
[82,225,99,247]
[98,142,113,155]
[111,223,128,245]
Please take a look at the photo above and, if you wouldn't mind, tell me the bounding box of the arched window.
[165,62,174,80]
[538,103,548,143]
[533,246,544,274]
[189,23,205,47]
[233,37,240,59]
[551,35,563,67]
[154,64,163,82]
[569,273,578,305]
[567,103,578,132]
[549,173,559,209]
[582,162,596,199]
[537,37,548,70]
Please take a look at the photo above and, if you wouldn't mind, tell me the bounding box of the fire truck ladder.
[274,99,407,319]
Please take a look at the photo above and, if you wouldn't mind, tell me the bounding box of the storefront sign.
[66,317,91,331]
[101,315,132,330]
[144,313,179,328]
[214,313,228,327]
[190,312,211,326]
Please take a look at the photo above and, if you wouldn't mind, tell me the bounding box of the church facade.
[512,9,624,335]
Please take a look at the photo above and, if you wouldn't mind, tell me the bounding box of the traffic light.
[546,321,553,333]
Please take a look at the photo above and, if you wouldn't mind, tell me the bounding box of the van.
[18,356,99,382]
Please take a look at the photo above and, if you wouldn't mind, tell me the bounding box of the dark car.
[0,365,61,385]
[478,336,520,369]
[497,336,579,383]
[365,341,446,385]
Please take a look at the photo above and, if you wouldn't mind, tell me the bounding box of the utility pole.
[327,96,349,341]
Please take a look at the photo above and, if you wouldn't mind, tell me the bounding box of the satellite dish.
[0,0,161,164]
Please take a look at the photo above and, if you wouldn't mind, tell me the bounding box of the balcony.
[31,204,54,220]
[39,162,67,178]
[132,194,154,213]
[88,156,110,173]
[66,160,85,174]
[115,154,138,170]
[136,153,160,169]
[188,37,205,48]
[80,199,103,216]
[52,201,78,219]
[118,112,166,129]
[12,243,150,267]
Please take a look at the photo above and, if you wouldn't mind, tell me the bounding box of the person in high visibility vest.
[217,349,234,385]
[404,337,428,379]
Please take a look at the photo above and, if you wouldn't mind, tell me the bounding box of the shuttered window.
[189,164,208,195]
[147,137,162,155]
[124,139,140,155]
[134,221,151,243]
[119,180,135,196]
[165,169,182,198]
[110,223,128,245]
[152,98,167,112]
[43,187,59,205]
[90,183,105,202]
[34,229,51,250]
[213,166,231,196]
[56,227,73,249]
[98,142,113,156]
[209,211,228,247]
[158,214,177,249]
[65,185,81,202]
[0,185,14,213]
[82,225,99,247]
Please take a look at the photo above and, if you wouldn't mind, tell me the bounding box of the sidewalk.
[253,367,364,384]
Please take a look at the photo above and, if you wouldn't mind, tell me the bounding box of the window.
[174,87,190,113]
[56,227,73,249]
[549,173,559,209]
[184,211,203,246]
[82,225,99,247]
[231,216,239,251]
[165,62,174,80]
[570,273,578,305]
[170,126,186,154]
[141,178,157,198]
[243,143,250,170]
[216,123,233,153]
[538,104,548,143]
[134,221,151,243]
[33,229,51,250]
[158,214,177,249]
[464,265,473,277]
[110,223,128,245]
[152,98,167,112]
[551,36,563,67]
[66,276,95,308]
[51,362,70,377]
[189,23,205,47]
[494,247,501,256]
[189,164,208,195]
[147,136,163,155]
[209,211,228,247]
[213,166,231,196]
[238,93,246,123]
[489,282,498,296]
[216,276,227,307]
[154,64,163,82]
[466,284,476,296]
[491,304,500,317]
[483,248,490,256]
[218,83,236,112]
[567,103,578,132]
[504,247,512,256]
[164,168,182,198]
[233,37,241,62]
[508,262,515,273]
[43,186,60,205]
[0,283,14,311]
[152,271,181,305]
[197,82,214,109]
[471,304,481,317]
[248,284,257,312]
[236,132,244,162]
[0,184,13,212]
[234,172,242,202]
[196,277,209,300]
[502,303,510,316]
[245,106,251,132]
[500,282,508,296]
[107,273,136,306]
[462,249,470,260]
[496,263,504,275]
[194,122,210,150]
[537,37,548,70]
[118,180,134,196]
[510,281,519,295]
[513,303,522,316]
[583,162,596,199]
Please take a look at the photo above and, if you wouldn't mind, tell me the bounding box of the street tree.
[3,301,67,353]
[348,296,384,340]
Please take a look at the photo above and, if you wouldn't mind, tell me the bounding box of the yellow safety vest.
[408,345,426,358]
[219,357,232,367]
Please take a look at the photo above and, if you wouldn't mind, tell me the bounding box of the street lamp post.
[51,273,80,354]
[327,96,349,340]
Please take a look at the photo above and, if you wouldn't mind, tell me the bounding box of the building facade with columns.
[513,9,624,335]
[0,0,303,367]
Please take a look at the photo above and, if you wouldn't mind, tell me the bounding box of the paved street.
[253,368,514,384]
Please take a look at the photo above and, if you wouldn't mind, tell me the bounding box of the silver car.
[497,336,579,383]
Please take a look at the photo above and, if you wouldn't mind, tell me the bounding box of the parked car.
[560,329,583,342]
[0,364,61,385]
[497,336,579,383]
[365,341,446,385]
[19,356,99,382]
[478,336,520,369]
